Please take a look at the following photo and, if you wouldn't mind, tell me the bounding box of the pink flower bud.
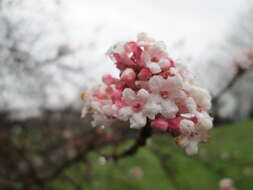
[151,115,169,131]
[111,90,122,103]
[167,117,181,136]
[137,68,152,80]
[121,68,136,84]
[102,74,117,85]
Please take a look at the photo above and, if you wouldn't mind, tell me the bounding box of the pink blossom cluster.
[81,33,213,155]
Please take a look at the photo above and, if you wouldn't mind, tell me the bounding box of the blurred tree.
[0,1,143,189]
[209,3,253,123]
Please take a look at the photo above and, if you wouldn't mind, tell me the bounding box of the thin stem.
[103,124,152,162]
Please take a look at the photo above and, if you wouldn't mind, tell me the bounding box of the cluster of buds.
[81,33,213,155]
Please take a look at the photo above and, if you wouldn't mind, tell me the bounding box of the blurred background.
[0,0,253,189]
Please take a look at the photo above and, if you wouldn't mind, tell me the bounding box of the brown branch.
[15,148,46,188]
[212,68,247,124]
[212,68,246,104]
[42,150,87,182]
[103,123,152,162]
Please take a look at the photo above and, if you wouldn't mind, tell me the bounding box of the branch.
[212,66,249,125]
[42,149,87,182]
[212,68,246,104]
[103,123,152,162]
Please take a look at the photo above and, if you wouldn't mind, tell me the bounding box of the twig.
[212,68,246,104]
[212,68,246,124]
[103,123,152,162]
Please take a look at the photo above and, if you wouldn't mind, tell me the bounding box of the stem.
[104,123,152,162]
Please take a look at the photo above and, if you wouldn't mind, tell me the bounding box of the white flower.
[102,104,116,116]
[137,89,150,100]
[196,112,213,131]
[149,75,183,93]
[122,88,136,104]
[188,86,212,110]
[158,59,171,69]
[159,98,178,119]
[106,41,126,56]
[177,136,199,155]
[179,119,195,135]
[122,88,149,105]
[129,112,147,129]
[137,32,155,45]
[185,97,197,113]
[91,114,112,128]
[146,62,161,73]
[185,141,198,155]
[142,101,161,120]
[118,106,132,121]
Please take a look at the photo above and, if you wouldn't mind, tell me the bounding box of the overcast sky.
[55,0,247,79]
[61,0,246,55]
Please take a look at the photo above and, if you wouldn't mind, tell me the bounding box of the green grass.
[51,120,253,190]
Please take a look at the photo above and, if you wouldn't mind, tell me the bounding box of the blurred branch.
[103,123,152,162]
[212,68,246,104]
[212,49,253,124]
[0,108,137,188]
[212,67,247,124]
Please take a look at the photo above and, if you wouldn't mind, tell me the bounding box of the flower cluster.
[81,33,213,155]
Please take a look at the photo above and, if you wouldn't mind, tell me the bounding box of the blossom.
[219,178,237,190]
[81,33,213,155]
[130,167,143,180]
